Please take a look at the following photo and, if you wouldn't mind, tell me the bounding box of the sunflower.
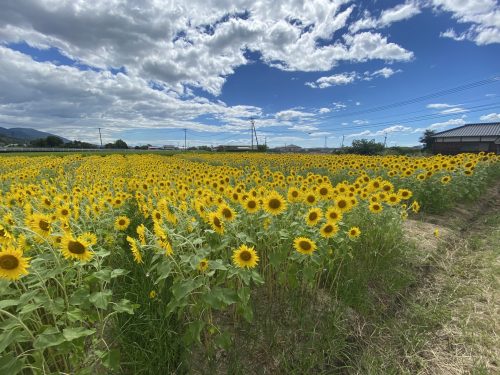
[397,189,413,200]
[411,201,420,213]
[0,224,12,244]
[149,290,157,299]
[305,208,322,226]
[369,202,383,214]
[441,175,451,184]
[320,222,339,238]
[287,187,302,202]
[136,224,146,245]
[114,216,130,231]
[26,213,52,238]
[126,236,143,263]
[56,205,72,222]
[0,247,30,281]
[325,207,343,222]
[263,191,287,215]
[334,195,351,212]
[218,204,237,222]
[198,258,209,272]
[293,237,317,255]
[208,212,224,234]
[347,226,361,239]
[60,233,94,262]
[232,244,259,269]
[303,192,317,205]
[79,232,97,246]
[151,209,163,223]
[386,193,400,206]
[242,198,260,213]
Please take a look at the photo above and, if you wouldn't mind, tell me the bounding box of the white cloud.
[289,124,319,132]
[353,119,369,125]
[427,103,460,109]
[412,117,467,133]
[306,72,358,88]
[275,109,315,121]
[306,66,401,88]
[0,0,416,96]
[480,112,500,121]
[347,124,411,138]
[350,2,421,33]
[319,107,331,113]
[439,107,468,114]
[432,0,500,45]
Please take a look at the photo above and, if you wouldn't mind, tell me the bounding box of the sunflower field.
[0,152,498,374]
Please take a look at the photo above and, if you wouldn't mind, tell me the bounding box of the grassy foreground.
[350,181,499,374]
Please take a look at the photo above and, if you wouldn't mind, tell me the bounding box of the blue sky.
[0,0,499,148]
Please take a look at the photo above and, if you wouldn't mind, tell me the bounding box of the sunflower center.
[268,198,281,209]
[0,255,19,270]
[213,217,222,228]
[292,191,299,197]
[350,230,357,235]
[324,225,333,233]
[329,213,338,219]
[61,209,69,216]
[239,250,252,261]
[338,200,347,208]
[319,188,328,196]
[155,213,161,220]
[222,208,232,218]
[307,195,315,203]
[299,241,311,251]
[68,240,86,254]
[247,201,256,209]
[0,228,5,237]
[309,212,318,220]
[119,219,126,226]
[39,220,50,232]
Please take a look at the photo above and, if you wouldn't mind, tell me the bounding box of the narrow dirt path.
[352,181,500,374]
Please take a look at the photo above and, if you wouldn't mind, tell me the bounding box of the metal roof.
[431,122,500,137]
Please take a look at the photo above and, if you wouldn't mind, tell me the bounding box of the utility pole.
[184,129,187,151]
[324,136,327,148]
[98,128,103,148]
[383,132,387,148]
[341,135,345,148]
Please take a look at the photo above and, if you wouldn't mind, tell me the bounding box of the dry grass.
[351,181,500,375]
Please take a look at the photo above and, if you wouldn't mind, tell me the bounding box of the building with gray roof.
[431,122,500,154]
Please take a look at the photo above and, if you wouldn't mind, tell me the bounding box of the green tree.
[105,139,129,149]
[348,139,385,155]
[419,129,436,151]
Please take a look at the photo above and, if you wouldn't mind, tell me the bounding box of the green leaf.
[92,269,112,282]
[209,260,227,271]
[110,269,128,278]
[214,331,232,351]
[89,290,112,309]
[66,307,84,323]
[0,329,19,352]
[18,302,42,317]
[183,321,205,345]
[112,299,136,315]
[0,353,23,375]
[62,327,95,341]
[102,349,120,371]
[69,288,90,306]
[33,329,66,350]
[202,287,238,309]
[238,304,254,323]
[171,278,203,302]
[0,300,19,310]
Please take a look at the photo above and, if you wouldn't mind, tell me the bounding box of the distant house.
[216,145,254,152]
[431,122,500,154]
[162,145,178,150]
[273,144,303,153]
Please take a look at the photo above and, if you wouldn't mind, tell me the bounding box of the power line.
[319,76,499,120]
[319,102,500,132]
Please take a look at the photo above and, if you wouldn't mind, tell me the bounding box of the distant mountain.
[0,127,70,144]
